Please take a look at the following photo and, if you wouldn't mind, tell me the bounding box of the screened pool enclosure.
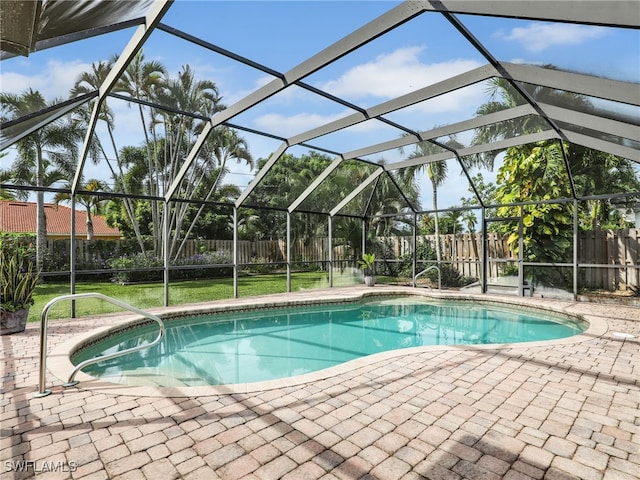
[1,1,639,307]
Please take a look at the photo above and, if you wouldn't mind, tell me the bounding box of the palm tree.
[153,65,224,257]
[115,51,166,154]
[400,136,463,288]
[0,155,21,200]
[54,179,110,240]
[72,56,159,253]
[114,50,166,249]
[367,170,418,237]
[473,72,640,228]
[0,89,83,269]
[174,126,253,259]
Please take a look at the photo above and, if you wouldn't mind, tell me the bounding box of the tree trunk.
[36,147,46,271]
[86,207,94,241]
[36,191,46,271]
[105,126,146,253]
[432,180,442,290]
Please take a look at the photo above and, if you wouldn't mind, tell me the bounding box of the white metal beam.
[167,1,428,201]
[330,168,384,217]
[287,64,498,147]
[563,131,640,162]
[288,156,344,213]
[344,103,537,161]
[388,130,559,171]
[426,1,640,28]
[538,103,640,143]
[72,0,173,194]
[0,95,95,150]
[235,142,288,207]
[387,151,454,172]
[503,62,640,106]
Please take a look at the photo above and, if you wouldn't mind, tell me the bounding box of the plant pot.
[364,275,376,287]
[0,308,29,335]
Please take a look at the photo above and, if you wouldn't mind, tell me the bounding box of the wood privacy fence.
[385,229,640,290]
[53,229,638,290]
[176,238,347,264]
[578,229,639,290]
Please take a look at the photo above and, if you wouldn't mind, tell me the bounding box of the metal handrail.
[35,293,164,398]
[414,265,441,289]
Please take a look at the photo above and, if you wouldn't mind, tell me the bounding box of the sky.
[1,0,638,211]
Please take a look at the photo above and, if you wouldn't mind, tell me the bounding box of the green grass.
[29,271,366,322]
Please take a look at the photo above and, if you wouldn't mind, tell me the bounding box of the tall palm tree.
[72,59,150,252]
[367,170,418,237]
[0,89,83,269]
[174,126,253,259]
[152,65,224,257]
[115,50,166,147]
[400,136,463,288]
[114,50,166,249]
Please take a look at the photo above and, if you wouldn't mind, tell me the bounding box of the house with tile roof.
[0,201,121,240]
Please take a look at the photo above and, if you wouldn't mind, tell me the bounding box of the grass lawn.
[29,271,370,322]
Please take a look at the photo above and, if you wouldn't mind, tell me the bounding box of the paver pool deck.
[1,286,639,479]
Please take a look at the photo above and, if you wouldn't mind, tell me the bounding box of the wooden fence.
[177,238,347,264]
[578,228,639,290]
[385,230,639,290]
[50,229,638,290]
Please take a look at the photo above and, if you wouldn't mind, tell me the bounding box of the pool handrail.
[34,293,164,398]
[414,265,441,289]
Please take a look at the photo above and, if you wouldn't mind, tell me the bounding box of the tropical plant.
[0,247,40,313]
[173,126,253,259]
[473,73,640,228]
[493,142,574,285]
[0,89,85,270]
[0,164,18,200]
[54,178,111,240]
[117,64,255,259]
[358,252,376,276]
[471,70,640,286]
[366,168,419,238]
[400,135,464,289]
[72,56,151,252]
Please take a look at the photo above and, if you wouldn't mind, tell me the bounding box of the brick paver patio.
[1,287,638,479]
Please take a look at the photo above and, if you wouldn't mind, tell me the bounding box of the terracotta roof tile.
[0,201,120,237]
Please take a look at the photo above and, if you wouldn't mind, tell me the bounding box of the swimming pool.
[71,296,586,387]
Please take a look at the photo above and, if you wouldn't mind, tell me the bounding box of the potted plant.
[1,247,40,335]
[358,252,376,286]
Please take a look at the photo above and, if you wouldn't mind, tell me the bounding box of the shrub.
[399,241,437,277]
[399,239,477,288]
[107,250,233,283]
[246,256,281,274]
[107,252,164,283]
[372,238,400,276]
[420,263,477,288]
[171,251,233,279]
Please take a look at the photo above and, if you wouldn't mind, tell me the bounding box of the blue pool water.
[73,297,586,387]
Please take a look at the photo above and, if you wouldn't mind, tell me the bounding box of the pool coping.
[47,286,609,397]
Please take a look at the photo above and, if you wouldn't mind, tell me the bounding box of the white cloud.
[0,59,92,100]
[250,47,486,142]
[253,111,349,138]
[318,46,483,99]
[394,83,484,118]
[496,23,608,53]
[221,74,295,106]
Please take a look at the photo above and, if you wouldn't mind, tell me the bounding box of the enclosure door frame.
[482,215,526,296]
